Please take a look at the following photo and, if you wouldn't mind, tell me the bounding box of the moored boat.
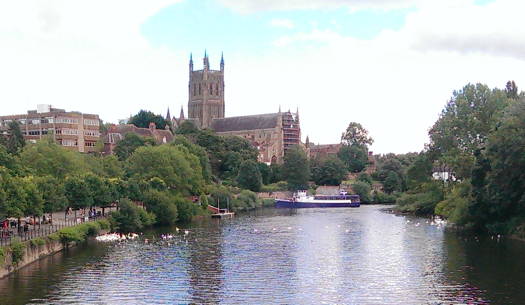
[275,190,360,208]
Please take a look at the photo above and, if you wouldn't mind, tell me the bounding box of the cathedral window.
[199,84,201,95]
[210,84,213,95]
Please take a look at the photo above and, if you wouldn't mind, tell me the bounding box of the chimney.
[149,122,156,130]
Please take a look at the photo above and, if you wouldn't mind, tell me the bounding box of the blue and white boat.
[275,190,360,208]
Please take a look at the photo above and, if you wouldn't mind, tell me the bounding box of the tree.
[6,121,25,154]
[505,80,518,100]
[129,110,168,130]
[0,169,28,219]
[269,163,283,183]
[428,83,510,179]
[171,136,212,183]
[127,145,205,195]
[64,176,93,211]
[143,190,178,226]
[341,122,373,147]
[283,145,310,191]
[338,144,368,173]
[406,152,433,189]
[236,160,262,192]
[175,121,199,135]
[258,162,271,185]
[311,157,347,186]
[110,198,155,233]
[85,174,111,207]
[351,181,371,203]
[114,133,156,161]
[35,176,67,214]
[20,139,86,179]
[383,172,401,194]
[357,173,373,185]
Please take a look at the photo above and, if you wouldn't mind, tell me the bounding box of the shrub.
[30,238,46,247]
[10,239,25,265]
[58,226,86,244]
[0,247,5,265]
[98,219,111,230]
[351,181,372,203]
[110,198,156,232]
[262,198,275,207]
[372,191,397,204]
[144,191,178,226]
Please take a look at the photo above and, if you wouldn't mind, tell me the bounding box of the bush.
[351,181,372,203]
[110,198,156,232]
[260,181,288,192]
[30,238,46,247]
[357,173,373,185]
[372,191,397,204]
[10,239,25,265]
[262,198,275,207]
[0,247,5,265]
[396,182,443,215]
[58,226,86,244]
[144,191,178,226]
[231,190,260,211]
[98,219,111,230]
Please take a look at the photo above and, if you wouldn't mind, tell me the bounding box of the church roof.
[211,113,280,132]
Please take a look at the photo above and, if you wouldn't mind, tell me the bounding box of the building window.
[61,139,77,147]
[84,130,100,137]
[56,117,79,124]
[84,119,99,126]
[210,84,213,95]
[28,130,40,136]
[199,84,201,95]
[85,142,96,147]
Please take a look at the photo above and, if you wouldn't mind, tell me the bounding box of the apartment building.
[0,104,101,153]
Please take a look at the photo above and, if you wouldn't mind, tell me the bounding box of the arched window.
[216,84,219,95]
[210,83,213,95]
[199,84,201,95]
[193,85,196,96]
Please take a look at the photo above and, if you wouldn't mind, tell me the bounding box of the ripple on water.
[2,206,523,304]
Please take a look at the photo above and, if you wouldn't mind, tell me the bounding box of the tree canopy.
[283,145,310,191]
[129,110,169,130]
[341,122,373,147]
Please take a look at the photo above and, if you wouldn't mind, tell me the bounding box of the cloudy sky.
[1,0,524,154]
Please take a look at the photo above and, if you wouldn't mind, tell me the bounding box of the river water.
[1,206,524,305]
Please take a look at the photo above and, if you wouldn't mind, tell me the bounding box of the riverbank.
[0,220,110,278]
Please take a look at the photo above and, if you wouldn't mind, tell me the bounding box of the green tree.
[0,169,28,218]
[100,155,124,178]
[34,176,67,214]
[110,198,155,233]
[171,136,212,183]
[383,172,401,194]
[129,110,168,130]
[6,121,25,154]
[357,172,373,185]
[258,162,271,185]
[127,145,205,195]
[351,181,371,203]
[406,152,433,189]
[311,157,347,186]
[269,163,283,183]
[64,176,93,211]
[236,160,262,192]
[20,139,85,179]
[85,174,111,207]
[114,133,156,161]
[428,83,510,179]
[338,144,368,173]
[283,145,310,191]
[341,122,373,147]
[143,190,178,225]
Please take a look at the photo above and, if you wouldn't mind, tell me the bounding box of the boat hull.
[275,199,360,208]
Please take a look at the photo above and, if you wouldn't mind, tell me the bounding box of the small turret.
[166,108,171,121]
[189,53,193,72]
[203,49,209,70]
[220,52,224,71]
[179,106,185,119]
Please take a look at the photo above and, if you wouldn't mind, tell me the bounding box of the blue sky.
[141,0,412,56]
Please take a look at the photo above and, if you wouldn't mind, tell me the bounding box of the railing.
[0,216,104,247]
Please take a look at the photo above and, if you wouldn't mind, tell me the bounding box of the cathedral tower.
[188,51,225,128]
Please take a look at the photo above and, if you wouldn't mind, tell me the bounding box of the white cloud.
[2,0,525,155]
[0,0,183,123]
[218,0,428,13]
[407,0,525,60]
[270,18,295,29]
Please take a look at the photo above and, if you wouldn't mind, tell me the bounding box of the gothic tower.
[188,51,225,128]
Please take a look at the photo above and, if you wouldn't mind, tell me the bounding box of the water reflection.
[0,206,524,304]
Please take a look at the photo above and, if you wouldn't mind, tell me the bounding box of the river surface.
[1,206,525,305]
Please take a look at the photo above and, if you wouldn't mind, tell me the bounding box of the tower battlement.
[188,51,225,128]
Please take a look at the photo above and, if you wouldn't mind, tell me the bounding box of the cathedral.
[169,52,302,164]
